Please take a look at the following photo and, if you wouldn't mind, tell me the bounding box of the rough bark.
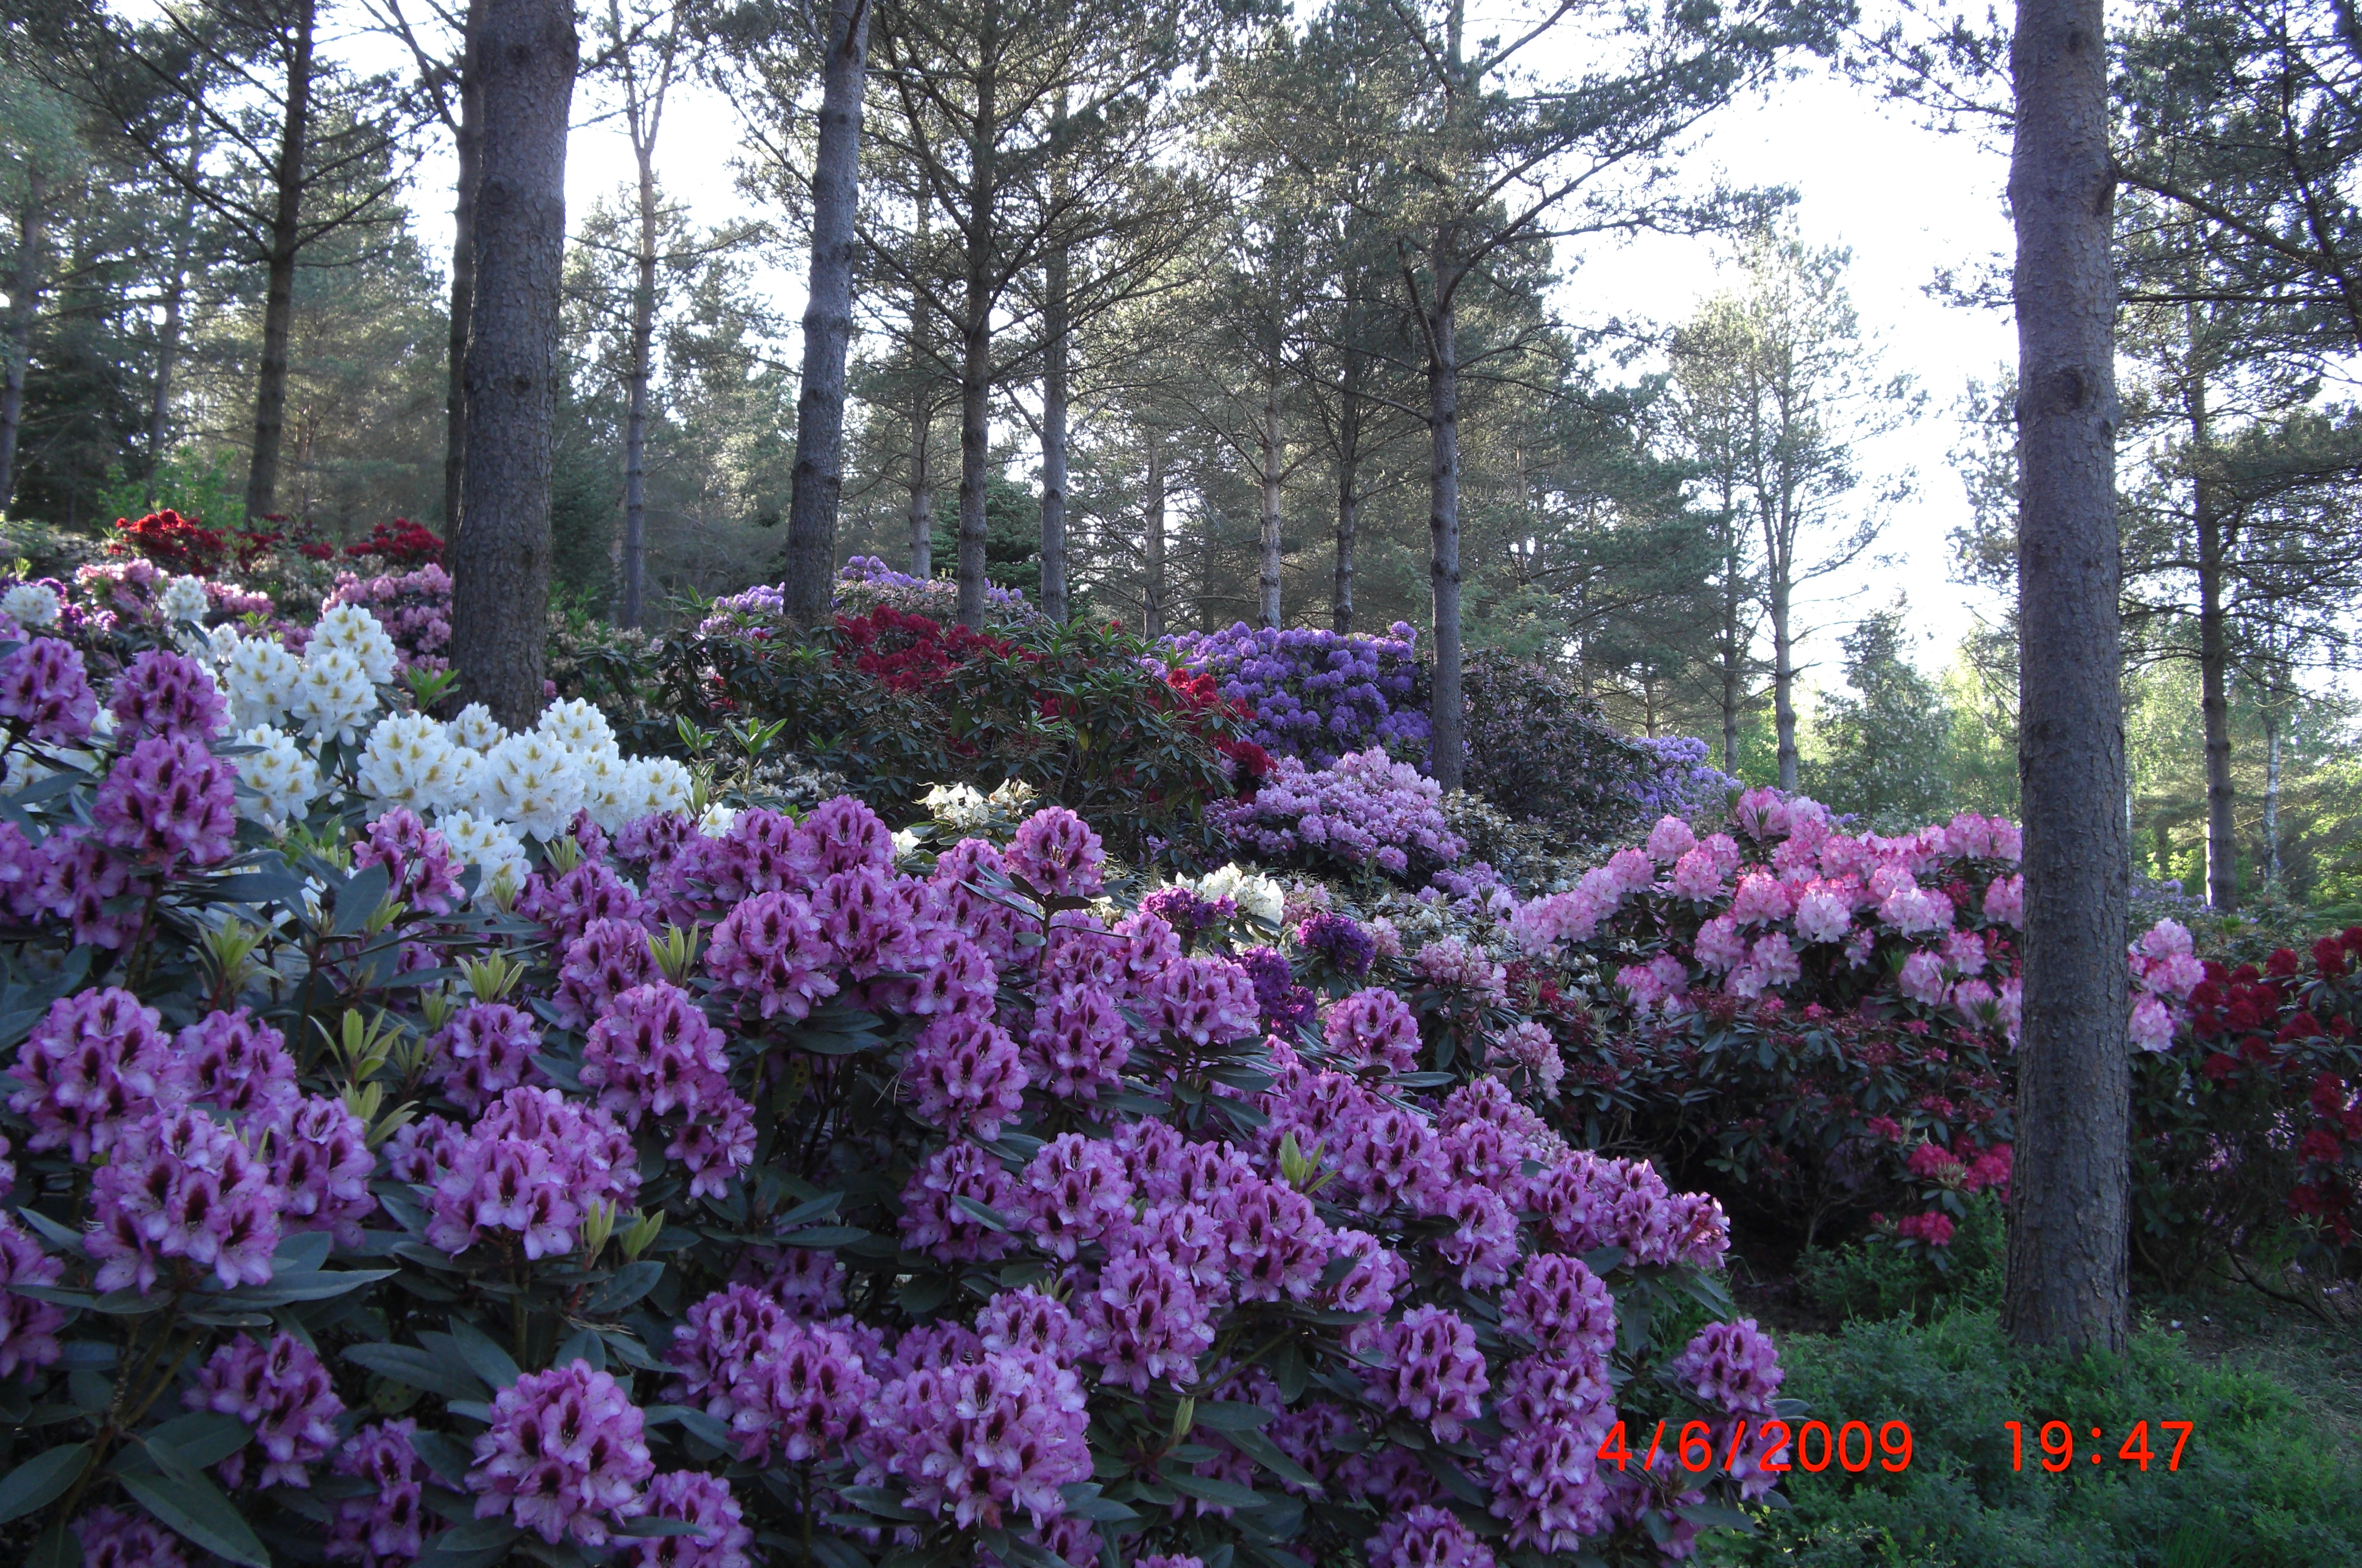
[1769,571,1797,790]
[0,168,50,513]
[443,0,482,534]
[2005,0,2131,1353]
[2190,375,2236,909]
[619,68,661,629]
[244,0,317,523]
[1040,235,1070,622]
[1143,435,1164,637]
[1334,432,1358,633]
[782,0,872,622]
[906,399,932,577]
[1258,377,1283,628]
[145,188,197,505]
[2263,713,2282,889]
[448,0,576,729]
[1425,293,1463,792]
[952,71,996,632]
[1718,495,1744,774]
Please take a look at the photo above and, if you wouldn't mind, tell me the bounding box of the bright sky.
[373,7,2024,685]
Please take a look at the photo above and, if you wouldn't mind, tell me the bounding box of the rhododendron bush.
[0,620,1790,1568]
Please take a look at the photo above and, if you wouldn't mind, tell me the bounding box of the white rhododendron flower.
[921,782,988,829]
[221,635,302,729]
[698,802,740,836]
[536,697,614,754]
[474,730,586,839]
[1186,863,1287,928]
[988,778,1038,811]
[311,602,401,684]
[159,574,212,625]
[638,756,694,817]
[233,724,323,827]
[2,582,60,628]
[357,711,476,812]
[449,702,507,752]
[576,746,644,831]
[435,809,530,904]
[891,828,922,861]
[287,644,380,743]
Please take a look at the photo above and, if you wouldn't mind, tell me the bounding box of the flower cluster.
[468,1363,657,1545]
[323,563,453,673]
[1160,622,1426,767]
[187,1332,344,1486]
[1208,747,1467,880]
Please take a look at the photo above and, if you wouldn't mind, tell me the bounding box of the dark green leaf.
[1224,1426,1320,1489]
[210,1268,396,1306]
[644,1404,733,1450]
[446,1316,522,1391]
[0,1442,90,1523]
[1673,1502,1756,1533]
[582,1262,663,1315]
[1165,1474,1265,1509]
[11,1207,86,1253]
[344,1344,488,1402]
[115,1468,270,1567]
[143,1412,252,1471]
[1190,1401,1275,1432]
[774,1193,844,1229]
[404,1429,475,1486]
[838,1485,925,1522]
[329,865,392,937]
[778,1226,866,1247]
[272,1231,334,1273]
[618,1518,707,1538]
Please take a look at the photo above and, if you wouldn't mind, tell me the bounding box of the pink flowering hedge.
[0,634,1793,1568]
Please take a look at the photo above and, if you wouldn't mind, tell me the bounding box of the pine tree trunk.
[244,0,317,523]
[619,130,658,628]
[1143,435,1164,638]
[2193,420,2236,910]
[1040,236,1069,622]
[1720,510,1743,775]
[782,0,871,622]
[906,399,931,577]
[1426,292,1464,792]
[0,167,50,513]
[145,188,197,505]
[2005,0,2131,1354]
[443,0,482,534]
[1334,384,1358,633]
[1770,571,1797,790]
[953,80,995,632]
[1259,377,1283,628]
[2263,713,2282,890]
[449,0,576,730]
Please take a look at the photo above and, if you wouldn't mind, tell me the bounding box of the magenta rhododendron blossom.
[469,1362,657,1545]
[88,1106,281,1292]
[188,1331,344,1486]
[1672,1318,1785,1415]
[0,637,97,741]
[94,735,237,866]
[327,1420,433,1565]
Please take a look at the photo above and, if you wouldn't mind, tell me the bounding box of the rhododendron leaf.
[1055,1484,1138,1523]
[214,1268,396,1306]
[8,1283,97,1309]
[806,1536,872,1568]
[1224,1427,1320,1490]
[1674,1502,1756,1533]
[410,1517,523,1568]
[27,1518,73,1568]
[550,1327,605,1372]
[644,1404,734,1450]
[1414,1448,1487,1507]
[0,1442,89,1523]
[897,1274,950,1315]
[582,1260,663,1315]
[89,1288,169,1315]
[114,1469,270,1567]
[272,1231,334,1272]
[343,1343,487,1402]
[9,1206,86,1254]
[778,1226,866,1247]
[837,1486,926,1523]
[1190,1400,1275,1431]
[774,1192,846,1229]
[618,1518,707,1537]
[204,867,310,906]
[977,1527,1069,1568]
[401,1429,473,1487]
[1167,1474,1267,1509]
[447,1315,523,1389]
[328,865,392,937]
[1582,1245,1629,1275]
[1265,1342,1308,1402]
[951,1196,1012,1232]
[143,1412,251,1472]
[1386,1072,1457,1089]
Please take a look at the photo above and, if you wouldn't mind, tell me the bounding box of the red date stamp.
[1595,1418,1916,1475]
[1591,1419,2197,1479]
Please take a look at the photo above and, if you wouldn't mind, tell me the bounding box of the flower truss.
[1159,623,1425,769]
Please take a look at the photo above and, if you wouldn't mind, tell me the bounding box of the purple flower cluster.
[857,1338,1091,1530]
[73,1507,188,1568]
[1368,1505,1497,1568]
[1368,1305,1489,1441]
[0,1211,64,1377]
[1240,946,1316,1035]
[468,1362,657,1546]
[88,1106,281,1292]
[1021,983,1130,1101]
[325,564,452,674]
[635,1471,754,1568]
[0,636,98,742]
[94,735,238,867]
[1138,885,1235,947]
[110,649,227,741]
[581,982,754,1198]
[1162,622,1425,767]
[1321,986,1422,1074]
[328,1421,434,1566]
[665,1283,880,1464]
[1671,1318,1785,1415]
[9,986,172,1161]
[556,917,664,1028]
[353,808,464,915]
[1294,910,1376,976]
[272,1094,377,1246]
[428,1001,544,1112]
[393,1086,640,1260]
[1004,806,1106,898]
[1207,748,1466,880]
[187,1332,344,1487]
[1629,734,1740,819]
[905,1012,1027,1138]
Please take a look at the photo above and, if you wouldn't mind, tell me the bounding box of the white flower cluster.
[919,777,1039,834]
[2,583,60,629]
[159,575,212,626]
[202,605,694,870]
[1179,863,1287,929]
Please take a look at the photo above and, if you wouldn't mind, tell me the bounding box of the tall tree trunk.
[244,0,317,522]
[0,167,50,513]
[2190,383,2236,909]
[782,0,872,622]
[2005,0,2131,1354]
[1425,288,1463,792]
[1718,504,1743,775]
[1040,236,1070,622]
[1258,376,1283,627]
[145,188,198,505]
[906,399,932,577]
[449,0,576,730]
[1334,437,1357,633]
[953,78,996,632]
[619,120,658,628]
[2263,709,2282,890]
[1769,571,1797,790]
[1143,435,1164,638]
[444,0,482,534]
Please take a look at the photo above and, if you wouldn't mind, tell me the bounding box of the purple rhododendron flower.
[188,1332,344,1487]
[0,637,97,742]
[94,734,239,867]
[110,648,227,741]
[327,1420,434,1566]
[88,1106,282,1293]
[468,1362,657,1545]
[10,986,174,1161]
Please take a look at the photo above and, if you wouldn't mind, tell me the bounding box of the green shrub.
[1797,1194,2007,1325]
[1707,1311,2362,1567]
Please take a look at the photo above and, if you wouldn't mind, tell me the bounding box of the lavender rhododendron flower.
[188,1331,344,1486]
[11,986,174,1161]
[0,1211,64,1377]
[0,636,97,742]
[469,1362,657,1545]
[635,1471,755,1568]
[1671,1318,1785,1415]
[88,1106,282,1293]
[428,1001,546,1111]
[94,735,237,867]
[856,1341,1092,1530]
[327,1420,435,1565]
[74,1507,190,1568]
